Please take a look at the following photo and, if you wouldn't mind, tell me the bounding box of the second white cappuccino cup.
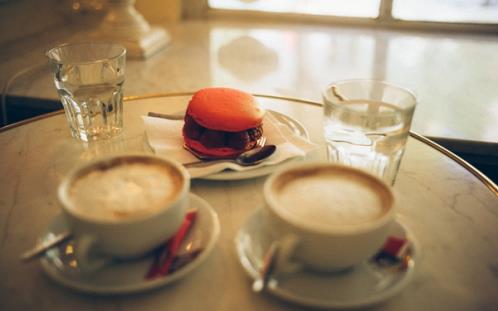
[58,154,190,271]
[263,162,395,272]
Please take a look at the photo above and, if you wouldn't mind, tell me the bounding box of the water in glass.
[323,99,412,185]
[47,43,126,142]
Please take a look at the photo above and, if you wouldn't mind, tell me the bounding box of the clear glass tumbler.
[47,42,126,142]
[323,80,417,185]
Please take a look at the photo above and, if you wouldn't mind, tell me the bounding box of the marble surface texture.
[0,95,497,310]
[1,19,498,144]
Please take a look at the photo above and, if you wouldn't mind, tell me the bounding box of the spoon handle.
[183,159,238,168]
[20,232,73,262]
[252,241,279,293]
[147,112,184,120]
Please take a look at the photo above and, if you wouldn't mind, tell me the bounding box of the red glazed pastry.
[182,87,265,158]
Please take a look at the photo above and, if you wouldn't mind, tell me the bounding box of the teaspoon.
[20,232,73,262]
[183,145,277,168]
[252,241,279,293]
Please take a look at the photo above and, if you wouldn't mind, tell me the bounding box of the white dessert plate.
[235,208,417,309]
[144,110,311,181]
[40,193,220,295]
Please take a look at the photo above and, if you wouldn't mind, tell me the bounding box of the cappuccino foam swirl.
[68,162,182,222]
[274,169,388,227]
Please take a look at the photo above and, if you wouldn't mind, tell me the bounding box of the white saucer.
[40,193,220,295]
[235,208,417,309]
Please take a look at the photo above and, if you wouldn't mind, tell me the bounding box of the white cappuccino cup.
[263,162,395,272]
[58,154,190,271]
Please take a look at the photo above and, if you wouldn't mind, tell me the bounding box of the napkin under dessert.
[142,112,318,178]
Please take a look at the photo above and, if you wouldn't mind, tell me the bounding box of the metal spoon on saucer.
[20,232,73,262]
[252,241,279,293]
[184,145,277,168]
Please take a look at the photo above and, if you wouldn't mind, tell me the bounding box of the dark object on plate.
[183,144,276,168]
[373,236,412,271]
[183,87,265,158]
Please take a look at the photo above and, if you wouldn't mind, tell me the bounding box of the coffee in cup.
[66,157,184,223]
[58,154,190,271]
[264,162,395,272]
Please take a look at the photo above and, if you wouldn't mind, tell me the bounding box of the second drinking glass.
[322,79,417,185]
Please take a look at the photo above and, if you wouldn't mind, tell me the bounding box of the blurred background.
[0,0,497,180]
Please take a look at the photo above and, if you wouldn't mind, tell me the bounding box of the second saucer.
[235,208,417,309]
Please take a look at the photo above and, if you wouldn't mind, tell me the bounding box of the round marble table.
[0,94,497,311]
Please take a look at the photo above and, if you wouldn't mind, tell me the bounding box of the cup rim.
[46,42,127,65]
[263,161,395,235]
[322,78,417,109]
[58,154,190,225]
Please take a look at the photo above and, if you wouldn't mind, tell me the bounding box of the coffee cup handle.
[74,235,111,273]
[272,235,303,276]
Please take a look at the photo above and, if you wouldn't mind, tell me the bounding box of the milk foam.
[274,170,386,227]
[68,162,181,222]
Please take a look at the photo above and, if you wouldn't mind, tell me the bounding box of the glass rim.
[46,42,126,65]
[322,78,417,108]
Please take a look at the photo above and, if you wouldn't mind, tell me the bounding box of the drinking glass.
[322,79,417,185]
[47,42,126,142]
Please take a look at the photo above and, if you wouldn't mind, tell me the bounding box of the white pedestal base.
[94,26,170,59]
[86,0,171,59]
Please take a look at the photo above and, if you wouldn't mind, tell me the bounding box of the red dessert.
[182,87,265,158]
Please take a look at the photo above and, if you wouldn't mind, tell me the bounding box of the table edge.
[1,92,496,196]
